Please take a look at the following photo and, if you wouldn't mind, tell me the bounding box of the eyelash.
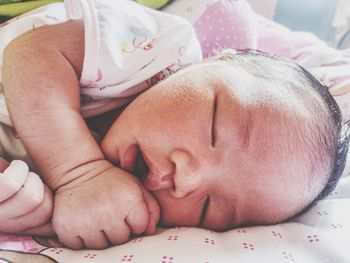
[211,96,218,147]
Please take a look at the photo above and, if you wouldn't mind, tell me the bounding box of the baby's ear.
[168,149,202,198]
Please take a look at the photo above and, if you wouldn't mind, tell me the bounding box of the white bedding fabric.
[0,152,349,262]
[0,1,350,262]
[40,165,350,263]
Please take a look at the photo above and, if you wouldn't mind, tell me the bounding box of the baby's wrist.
[51,159,114,190]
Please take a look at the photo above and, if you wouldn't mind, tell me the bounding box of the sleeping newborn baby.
[101,49,349,229]
[0,0,349,250]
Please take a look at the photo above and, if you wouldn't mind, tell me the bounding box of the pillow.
[256,14,350,121]
[163,0,258,57]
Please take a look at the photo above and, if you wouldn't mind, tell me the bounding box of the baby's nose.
[168,149,203,199]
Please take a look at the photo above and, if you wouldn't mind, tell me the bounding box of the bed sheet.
[0,151,349,263]
[1,1,350,262]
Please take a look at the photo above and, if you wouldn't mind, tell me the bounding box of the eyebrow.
[211,96,218,147]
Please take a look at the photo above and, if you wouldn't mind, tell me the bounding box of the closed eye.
[211,96,217,147]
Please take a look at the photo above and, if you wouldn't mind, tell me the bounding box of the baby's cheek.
[153,190,203,227]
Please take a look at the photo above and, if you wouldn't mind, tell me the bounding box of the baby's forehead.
[203,57,327,114]
[177,53,328,139]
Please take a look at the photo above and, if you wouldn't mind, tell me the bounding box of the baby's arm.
[2,20,101,189]
[2,20,159,249]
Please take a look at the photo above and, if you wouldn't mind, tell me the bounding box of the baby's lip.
[120,144,139,172]
[120,145,157,181]
[140,150,159,177]
[141,154,174,191]
[121,145,174,191]
[137,150,165,189]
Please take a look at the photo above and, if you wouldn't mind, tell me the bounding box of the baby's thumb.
[141,187,160,235]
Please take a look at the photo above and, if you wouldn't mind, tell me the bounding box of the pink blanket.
[256,14,350,120]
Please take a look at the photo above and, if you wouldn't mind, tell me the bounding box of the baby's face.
[102,62,314,231]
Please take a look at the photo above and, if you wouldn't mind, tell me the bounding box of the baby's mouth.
[120,145,149,181]
[134,149,149,182]
[121,145,167,190]
[132,148,166,191]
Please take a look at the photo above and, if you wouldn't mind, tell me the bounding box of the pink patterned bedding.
[1,1,350,262]
[1,156,349,263]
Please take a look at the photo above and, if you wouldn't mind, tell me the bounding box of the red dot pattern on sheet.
[204,238,216,245]
[49,248,63,255]
[84,253,96,259]
[131,237,144,243]
[242,242,255,250]
[307,235,319,243]
[330,223,343,229]
[317,211,329,216]
[121,255,134,262]
[161,256,174,263]
[282,251,295,261]
[272,231,283,238]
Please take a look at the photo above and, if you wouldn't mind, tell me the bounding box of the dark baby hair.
[208,49,350,216]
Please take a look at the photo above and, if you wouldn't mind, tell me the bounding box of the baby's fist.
[52,161,160,249]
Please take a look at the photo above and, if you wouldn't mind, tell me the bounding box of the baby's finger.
[52,216,83,250]
[80,230,109,250]
[0,172,44,218]
[141,187,160,235]
[125,201,148,235]
[104,221,131,245]
[0,160,29,202]
[56,233,84,250]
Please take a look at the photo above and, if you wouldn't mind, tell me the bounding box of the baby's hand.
[52,160,160,250]
[0,159,54,235]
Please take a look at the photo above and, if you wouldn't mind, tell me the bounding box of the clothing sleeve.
[65,0,202,117]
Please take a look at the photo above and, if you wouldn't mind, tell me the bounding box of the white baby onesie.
[0,0,202,166]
